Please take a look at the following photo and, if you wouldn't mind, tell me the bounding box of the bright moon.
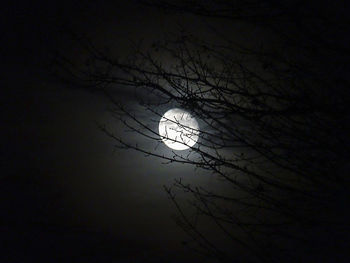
[159,108,199,150]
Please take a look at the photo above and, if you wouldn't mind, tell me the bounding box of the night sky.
[2,1,204,262]
[2,1,350,262]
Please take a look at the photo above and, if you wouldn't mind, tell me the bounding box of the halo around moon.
[159,108,199,150]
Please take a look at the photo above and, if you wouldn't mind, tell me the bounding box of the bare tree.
[53,1,350,262]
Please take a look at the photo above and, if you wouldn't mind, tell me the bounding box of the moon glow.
[159,108,199,150]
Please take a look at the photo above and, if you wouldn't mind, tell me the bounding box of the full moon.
[159,108,199,150]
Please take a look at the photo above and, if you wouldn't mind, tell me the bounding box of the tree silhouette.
[53,1,350,262]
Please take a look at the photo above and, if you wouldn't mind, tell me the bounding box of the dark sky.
[2,1,350,262]
[1,1,218,262]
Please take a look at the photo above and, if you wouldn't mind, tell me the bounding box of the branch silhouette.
[53,1,350,262]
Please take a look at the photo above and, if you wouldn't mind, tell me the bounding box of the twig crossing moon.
[159,108,199,150]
